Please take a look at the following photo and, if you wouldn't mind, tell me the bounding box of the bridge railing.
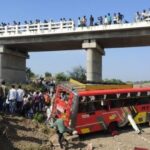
[0,20,150,37]
[0,20,75,36]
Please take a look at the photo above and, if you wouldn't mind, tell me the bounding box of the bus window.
[119,93,128,99]
[87,96,96,113]
[140,91,147,97]
[79,96,88,113]
[100,99,109,110]
[122,98,131,106]
[95,95,105,110]
[106,94,117,100]
[60,91,70,102]
[137,96,150,105]
[78,96,96,114]
[111,99,122,108]
[129,92,137,98]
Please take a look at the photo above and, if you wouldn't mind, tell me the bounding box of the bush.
[33,112,44,123]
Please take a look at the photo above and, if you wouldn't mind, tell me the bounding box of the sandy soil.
[0,114,150,150]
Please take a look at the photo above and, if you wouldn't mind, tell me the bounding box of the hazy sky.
[1,0,150,81]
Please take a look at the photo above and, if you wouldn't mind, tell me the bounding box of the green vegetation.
[103,78,125,84]
[55,72,69,82]
[26,67,35,81]
[33,112,44,123]
[68,65,86,82]
[25,65,150,84]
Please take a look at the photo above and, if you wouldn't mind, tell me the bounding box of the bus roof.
[78,87,150,96]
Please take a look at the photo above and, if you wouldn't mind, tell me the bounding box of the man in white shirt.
[8,85,17,114]
[16,85,25,114]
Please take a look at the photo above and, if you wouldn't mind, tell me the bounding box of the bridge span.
[0,20,150,82]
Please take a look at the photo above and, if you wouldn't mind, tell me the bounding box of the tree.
[68,66,86,82]
[55,72,68,82]
[26,67,35,80]
[45,72,52,78]
[103,78,124,84]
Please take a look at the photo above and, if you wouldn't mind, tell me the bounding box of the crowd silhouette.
[0,8,150,29]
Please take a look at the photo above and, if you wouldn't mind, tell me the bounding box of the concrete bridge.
[1,20,150,82]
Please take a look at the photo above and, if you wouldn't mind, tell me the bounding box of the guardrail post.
[48,21,51,31]
[71,20,75,29]
[15,25,18,34]
[60,21,63,30]
[26,24,29,33]
[4,26,7,34]
[37,23,40,33]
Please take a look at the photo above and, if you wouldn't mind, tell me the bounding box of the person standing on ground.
[8,85,17,114]
[16,85,25,114]
[53,115,68,149]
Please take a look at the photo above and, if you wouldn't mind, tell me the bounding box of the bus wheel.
[108,122,119,136]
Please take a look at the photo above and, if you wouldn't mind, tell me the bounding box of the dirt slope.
[0,114,150,150]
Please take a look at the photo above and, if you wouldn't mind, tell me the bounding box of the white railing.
[0,20,75,36]
[0,19,150,37]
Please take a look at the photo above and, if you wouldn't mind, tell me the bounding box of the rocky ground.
[0,114,150,150]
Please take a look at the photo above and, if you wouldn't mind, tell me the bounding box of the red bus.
[52,84,150,134]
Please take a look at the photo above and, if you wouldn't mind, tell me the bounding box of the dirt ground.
[0,114,150,150]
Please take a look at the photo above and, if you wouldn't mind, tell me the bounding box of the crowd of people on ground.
[0,79,72,149]
[0,79,56,119]
[1,8,150,28]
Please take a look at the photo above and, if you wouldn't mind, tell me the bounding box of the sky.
[0,0,150,82]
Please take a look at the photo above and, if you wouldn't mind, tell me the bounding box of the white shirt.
[17,88,25,102]
[8,88,17,100]
[46,105,52,120]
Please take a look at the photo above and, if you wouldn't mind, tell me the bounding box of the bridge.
[0,20,150,82]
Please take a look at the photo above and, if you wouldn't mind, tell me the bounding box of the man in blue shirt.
[53,116,68,149]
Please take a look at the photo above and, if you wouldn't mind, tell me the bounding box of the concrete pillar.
[0,46,28,83]
[82,40,105,82]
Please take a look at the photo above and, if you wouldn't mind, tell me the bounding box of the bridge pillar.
[82,40,105,82]
[0,46,28,83]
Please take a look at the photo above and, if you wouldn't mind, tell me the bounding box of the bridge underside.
[3,28,150,52]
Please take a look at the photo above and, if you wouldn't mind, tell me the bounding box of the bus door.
[53,87,72,124]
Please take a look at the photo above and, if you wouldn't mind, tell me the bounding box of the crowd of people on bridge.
[134,9,150,22]
[0,8,150,29]
[77,12,125,27]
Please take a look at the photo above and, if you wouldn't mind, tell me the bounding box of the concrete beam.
[82,40,105,55]
[82,40,104,82]
[0,46,28,83]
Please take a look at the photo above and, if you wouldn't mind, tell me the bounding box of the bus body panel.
[52,85,150,134]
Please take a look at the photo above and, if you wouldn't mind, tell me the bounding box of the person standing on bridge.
[135,11,141,22]
[78,17,81,27]
[113,13,118,24]
[107,13,112,25]
[90,15,94,26]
